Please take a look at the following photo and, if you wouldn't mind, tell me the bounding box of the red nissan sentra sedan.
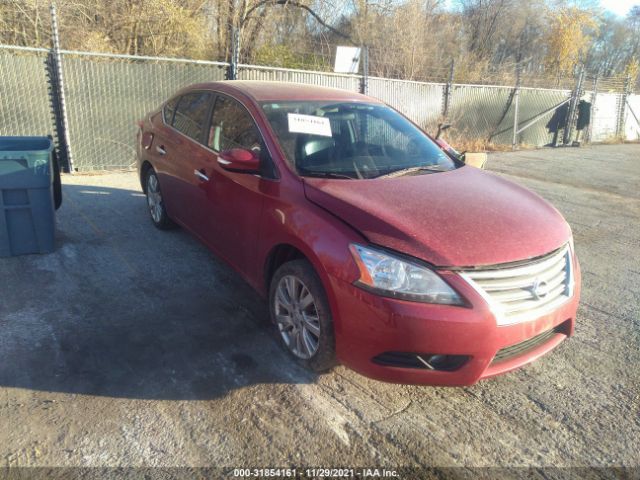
[136,81,580,386]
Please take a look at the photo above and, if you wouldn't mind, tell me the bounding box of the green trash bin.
[0,136,56,257]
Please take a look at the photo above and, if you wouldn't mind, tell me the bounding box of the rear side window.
[208,95,261,152]
[163,97,179,124]
[173,92,212,142]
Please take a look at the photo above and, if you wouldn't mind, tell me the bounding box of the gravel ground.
[0,144,638,474]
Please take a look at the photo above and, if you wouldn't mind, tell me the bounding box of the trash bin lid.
[0,136,54,156]
[0,136,54,186]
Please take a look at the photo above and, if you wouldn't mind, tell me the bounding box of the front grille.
[460,244,574,325]
[492,324,565,364]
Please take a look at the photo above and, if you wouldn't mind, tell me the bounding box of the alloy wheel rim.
[274,275,321,359]
[146,174,163,223]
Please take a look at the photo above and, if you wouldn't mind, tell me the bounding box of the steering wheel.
[352,155,380,179]
[380,142,392,160]
[406,136,422,157]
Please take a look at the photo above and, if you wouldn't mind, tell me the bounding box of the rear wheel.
[269,260,336,373]
[145,168,175,229]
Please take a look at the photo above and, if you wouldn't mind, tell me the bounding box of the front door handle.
[194,169,209,182]
[156,145,166,155]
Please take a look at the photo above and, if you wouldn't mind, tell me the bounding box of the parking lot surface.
[1,144,639,470]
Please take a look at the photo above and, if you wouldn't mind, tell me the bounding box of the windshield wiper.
[377,165,450,178]
[300,171,356,179]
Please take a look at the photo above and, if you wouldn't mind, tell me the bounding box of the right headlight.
[349,244,463,305]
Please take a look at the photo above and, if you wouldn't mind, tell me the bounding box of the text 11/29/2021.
[232,468,400,478]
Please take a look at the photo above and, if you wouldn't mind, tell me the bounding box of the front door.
[198,93,273,279]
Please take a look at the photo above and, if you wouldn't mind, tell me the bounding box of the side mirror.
[435,138,452,150]
[218,148,260,173]
[435,138,462,160]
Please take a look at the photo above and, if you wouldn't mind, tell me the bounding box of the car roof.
[185,80,382,104]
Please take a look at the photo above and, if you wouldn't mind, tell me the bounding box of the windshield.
[261,101,457,179]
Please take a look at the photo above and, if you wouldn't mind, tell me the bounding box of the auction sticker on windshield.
[287,113,332,137]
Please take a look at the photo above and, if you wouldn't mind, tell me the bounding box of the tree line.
[1,0,638,88]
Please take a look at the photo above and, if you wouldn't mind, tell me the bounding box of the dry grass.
[450,137,514,153]
[440,128,533,152]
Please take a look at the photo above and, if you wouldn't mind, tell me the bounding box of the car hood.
[302,166,571,267]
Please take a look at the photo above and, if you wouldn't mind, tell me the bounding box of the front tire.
[145,168,175,230]
[269,260,336,373]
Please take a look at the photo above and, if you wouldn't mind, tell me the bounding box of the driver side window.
[208,95,261,153]
[208,94,277,179]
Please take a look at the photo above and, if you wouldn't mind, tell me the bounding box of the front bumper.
[330,258,581,386]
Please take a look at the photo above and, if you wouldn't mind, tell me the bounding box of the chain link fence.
[367,77,445,132]
[62,51,228,171]
[238,64,360,92]
[624,96,640,140]
[0,47,52,138]
[0,44,638,172]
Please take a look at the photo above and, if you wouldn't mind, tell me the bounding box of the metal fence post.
[227,26,239,80]
[511,65,521,150]
[47,3,74,173]
[442,59,454,119]
[563,65,585,146]
[586,73,598,144]
[359,45,369,95]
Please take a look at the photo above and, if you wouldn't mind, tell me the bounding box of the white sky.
[599,0,636,17]
[443,0,636,18]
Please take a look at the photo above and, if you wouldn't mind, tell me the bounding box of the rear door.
[146,95,181,216]
[159,91,214,234]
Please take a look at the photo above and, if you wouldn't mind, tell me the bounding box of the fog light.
[373,352,469,371]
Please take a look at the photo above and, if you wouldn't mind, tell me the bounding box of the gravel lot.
[1,144,638,474]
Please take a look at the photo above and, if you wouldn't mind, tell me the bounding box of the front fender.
[255,183,365,337]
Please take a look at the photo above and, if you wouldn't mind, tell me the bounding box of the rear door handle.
[156,145,166,155]
[194,169,209,182]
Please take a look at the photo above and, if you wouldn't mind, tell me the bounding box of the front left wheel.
[269,259,336,373]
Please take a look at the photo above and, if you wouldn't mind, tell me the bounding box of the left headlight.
[349,244,463,305]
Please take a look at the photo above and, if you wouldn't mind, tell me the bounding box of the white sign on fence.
[334,46,361,74]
